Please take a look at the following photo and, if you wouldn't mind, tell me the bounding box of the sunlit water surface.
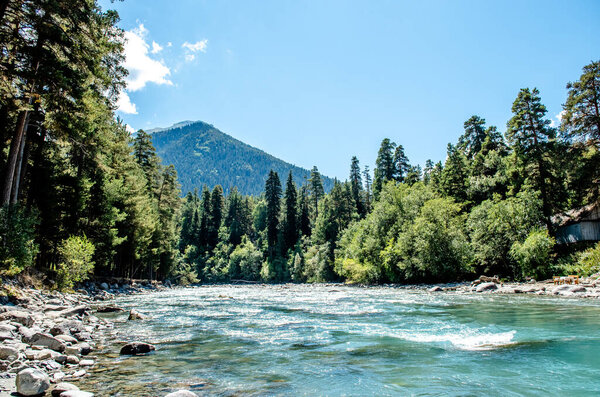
[85,284,600,396]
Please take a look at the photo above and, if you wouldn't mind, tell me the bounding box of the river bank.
[1,276,599,396]
[0,279,183,397]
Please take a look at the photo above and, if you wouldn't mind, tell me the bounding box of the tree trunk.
[10,115,28,204]
[2,109,27,205]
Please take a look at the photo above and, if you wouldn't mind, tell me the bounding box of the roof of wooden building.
[552,202,600,228]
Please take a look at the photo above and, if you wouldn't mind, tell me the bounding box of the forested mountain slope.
[149,121,334,195]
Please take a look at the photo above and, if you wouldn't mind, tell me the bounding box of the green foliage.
[561,60,600,146]
[0,206,38,275]
[56,236,95,290]
[229,237,263,281]
[509,228,555,279]
[467,190,544,277]
[150,121,334,195]
[336,183,471,283]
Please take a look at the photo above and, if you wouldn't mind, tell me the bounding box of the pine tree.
[308,166,324,219]
[208,185,224,249]
[373,138,396,197]
[458,116,487,159]
[265,170,282,253]
[349,156,365,217]
[506,88,556,228]
[392,145,410,182]
[298,186,311,237]
[562,60,600,146]
[283,171,299,252]
[363,165,372,211]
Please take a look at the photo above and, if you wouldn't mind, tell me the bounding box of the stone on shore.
[51,382,79,397]
[29,332,66,352]
[165,391,198,397]
[428,286,443,292]
[0,310,34,327]
[476,282,498,292]
[16,368,50,396]
[128,310,146,320]
[0,345,19,361]
[120,342,155,355]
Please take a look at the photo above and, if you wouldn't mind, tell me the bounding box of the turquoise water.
[88,285,600,396]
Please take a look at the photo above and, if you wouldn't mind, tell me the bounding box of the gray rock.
[120,342,156,355]
[0,345,19,361]
[50,320,85,337]
[96,306,123,313]
[66,355,79,364]
[16,368,50,396]
[0,311,34,327]
[79,359,94,366]
[99,283,109,290]
[51,382,79,397]
[428,286,443,292]
[24,348,53,360]
[128,310,146,320]
[29,332,66,352]
[55,334,78,344]
[476,282,498,292]
[165,391,198,397]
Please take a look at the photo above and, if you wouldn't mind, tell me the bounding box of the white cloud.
[182,39,208,53]
[550,110,566,128]
[151,41,163,54]
[125,124,136,134]
[116,91,137,114]
[185,54,196,62]
[167,42,172,47]
[123,24,172,92]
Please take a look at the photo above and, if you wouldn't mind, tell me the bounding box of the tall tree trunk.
[2,109,27,205]
[10,116,28,204]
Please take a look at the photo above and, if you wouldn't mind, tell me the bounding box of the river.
[86,284,600,396]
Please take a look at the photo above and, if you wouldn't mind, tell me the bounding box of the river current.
[87,284,600,396]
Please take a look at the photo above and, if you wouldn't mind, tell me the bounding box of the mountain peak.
[150,121,334,195]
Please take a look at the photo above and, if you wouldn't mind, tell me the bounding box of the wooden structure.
[552,203,600,244]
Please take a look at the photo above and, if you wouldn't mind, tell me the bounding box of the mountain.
[148,120,335,196]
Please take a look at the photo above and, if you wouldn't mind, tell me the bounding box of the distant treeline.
[177,60,600,284]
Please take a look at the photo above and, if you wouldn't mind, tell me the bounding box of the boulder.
[55,334,78,344]
[29,332,66,352]
[0,345,19,361]
[16,368,50,396]
[165,391,198,397]
[428,286,443,292]
[120,342,156,355]
[50,320,85,337]
[79,359,94,366]
[66,355,79,365]
[128,310,146,320]
[24,348,53,361]
[99,283,109,290]
[0,310,34,327]
[51,382,79,397]
[476,282,498,292]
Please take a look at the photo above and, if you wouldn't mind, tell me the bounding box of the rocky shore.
[427,274,600,298]
[0,279,198,397]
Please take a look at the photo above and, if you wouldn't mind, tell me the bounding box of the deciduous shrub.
[56,236,95,290]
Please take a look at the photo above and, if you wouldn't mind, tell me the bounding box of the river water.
[87,284,600,396]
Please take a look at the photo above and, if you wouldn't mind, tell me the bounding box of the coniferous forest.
[1,1,599,288]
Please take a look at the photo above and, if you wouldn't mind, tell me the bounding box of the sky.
[99,0,600,181]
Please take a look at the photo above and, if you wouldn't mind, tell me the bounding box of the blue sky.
[100,0,600,181]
